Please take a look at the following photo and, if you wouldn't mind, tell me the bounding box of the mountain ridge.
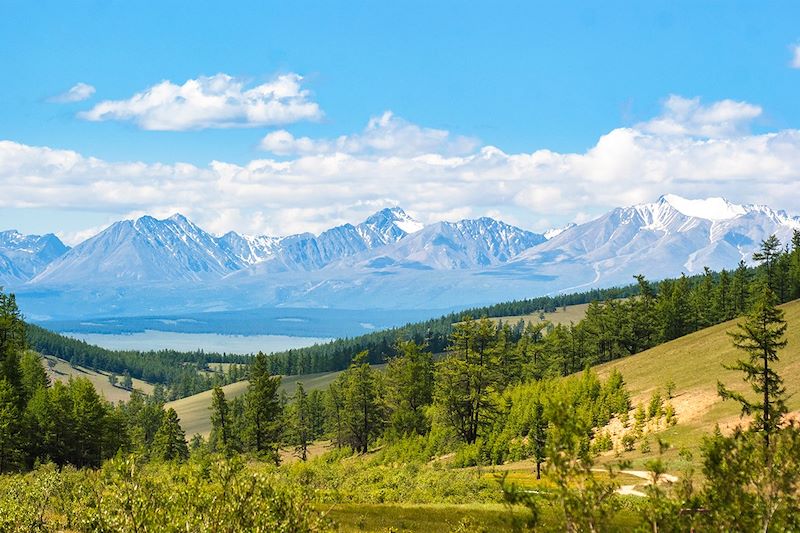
[3,195,798,319]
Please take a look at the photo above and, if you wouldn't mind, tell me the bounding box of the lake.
[64,330,331,354]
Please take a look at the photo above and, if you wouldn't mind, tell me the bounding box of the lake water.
[64,330,331,354]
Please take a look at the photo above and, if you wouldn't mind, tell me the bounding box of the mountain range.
[2,195,798,321]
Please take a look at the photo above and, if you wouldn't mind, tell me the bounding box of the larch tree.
[245,352,283,462]
[718,286,788,450]
[152,408,189,462]
[210,386,231,454]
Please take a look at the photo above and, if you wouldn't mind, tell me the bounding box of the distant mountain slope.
[0,230,68,284]
[342,217,546,271]
[511,194,800,286]
[32,214,243,284]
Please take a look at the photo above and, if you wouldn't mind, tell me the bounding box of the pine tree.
[152,408,189,462]
[753,235,782,294]
[0,378,23,472]
[435,318,500,444]
[327,378,346,448]
[210,386,231,454]
[69,377,108,467]
[342,352,383,453]
[731,260,751,315]
[0,291,25,410]
[718,286,788,449]
[121,370,133,391]
[245,352,282,462]
[531,399,548,480]
[385,340,434,436]
[789,230,800,299]
[289,383,312,461]
[19,351,48,402]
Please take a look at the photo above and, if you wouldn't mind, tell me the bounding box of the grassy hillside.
[595,298,800,465]
[489,302,590,328]
[167,367,373,437]
[41,354,155,403]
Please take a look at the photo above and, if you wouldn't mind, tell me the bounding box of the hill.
[595,298,800,464]
[41,354,154,403]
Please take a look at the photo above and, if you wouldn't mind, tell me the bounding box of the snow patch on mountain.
[544,223,577,240]
[661,194,747,221]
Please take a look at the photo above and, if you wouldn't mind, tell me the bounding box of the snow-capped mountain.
[32,214,244,285]
[0,230,69,284]
[230,207,425,273]
[344,217,546,271]
[513,194,800,285]
[3,195,799,320]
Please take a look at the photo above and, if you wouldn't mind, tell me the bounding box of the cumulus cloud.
[2,95,800,238]
[792,44,800,69]
[638,95,761,137]
[260,111,479,156]
[49,82,96,103]
[79,73,321,130]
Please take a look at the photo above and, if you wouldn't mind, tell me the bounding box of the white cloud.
[2,95,800,239]
[260,111,479,156]
[638,95,761,137]
[79,73,321,130]
[792,44,800,69]
[50,82,96,103]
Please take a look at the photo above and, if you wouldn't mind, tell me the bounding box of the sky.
[1,1,800,244]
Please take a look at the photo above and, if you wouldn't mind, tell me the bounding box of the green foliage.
[719,285,788,446]
[287,382,313,461]
[434,318,503,445]
[151,408,189,462]
[701,425,800,532]
[244,352,283,461]
[209,385,232,454]
[338,352,385,453]
[0,457,331,532]
[647,390,663,419]
[385,340,434,437]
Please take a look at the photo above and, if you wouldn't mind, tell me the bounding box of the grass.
[593,298,800,468]
[40,353,154,403]
[489,303,590,328]
[322,501,641,532]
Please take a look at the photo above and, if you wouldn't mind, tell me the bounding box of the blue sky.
[1,1,800,242]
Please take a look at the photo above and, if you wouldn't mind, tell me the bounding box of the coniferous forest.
[1,232,799,531]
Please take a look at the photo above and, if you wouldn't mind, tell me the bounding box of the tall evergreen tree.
[152,408,189,462]
[753,235,782,294]
[0,378,22,472]
[210,386,231,454]
[341,352,383,453]
[385,340,434,436]
[435,318,500,444]
[69,377,108,467]
[289,382,312,461]
[718,286,788,449]
[0,291,25,409]
[245,352,282,461]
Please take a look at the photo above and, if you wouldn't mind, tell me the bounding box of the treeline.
[26,324,248,399]
[263,285,645,376]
